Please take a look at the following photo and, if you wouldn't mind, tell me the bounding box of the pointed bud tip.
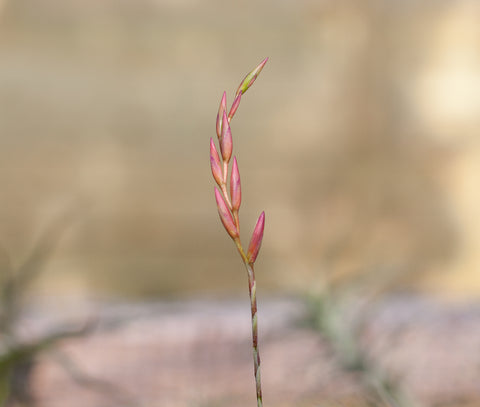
[259,57,269,68]
[252,57,269,76]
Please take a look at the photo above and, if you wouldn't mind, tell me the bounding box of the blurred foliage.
[0,215,94,406]
[304,291,418,407]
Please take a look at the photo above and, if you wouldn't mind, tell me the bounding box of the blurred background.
[0,0,480,300]
[1,0,480,406]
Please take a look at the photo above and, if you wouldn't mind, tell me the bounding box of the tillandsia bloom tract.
[210,57,268,407]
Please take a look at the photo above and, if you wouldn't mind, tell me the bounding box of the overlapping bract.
[230,157,241,212]
[210,58,268,265]
[210,138,223,187]
[214,187,238,239]
[247,211,265,264]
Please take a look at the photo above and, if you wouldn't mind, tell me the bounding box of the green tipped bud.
[230,156,241,212]
[235,57,268,97]
[214,187,238,239]
[247,212,265,264]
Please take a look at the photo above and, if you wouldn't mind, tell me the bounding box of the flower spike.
[209,58,268,407]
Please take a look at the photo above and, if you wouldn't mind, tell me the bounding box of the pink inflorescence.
[209,58,268,265]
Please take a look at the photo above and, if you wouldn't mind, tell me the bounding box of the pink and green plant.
[210,57,268,407]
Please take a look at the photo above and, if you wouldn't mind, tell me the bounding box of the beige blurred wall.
[0,0,479,299]
[416,2,480,295]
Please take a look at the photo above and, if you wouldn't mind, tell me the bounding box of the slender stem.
[232,241,263,406]
[245,262,263,407]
